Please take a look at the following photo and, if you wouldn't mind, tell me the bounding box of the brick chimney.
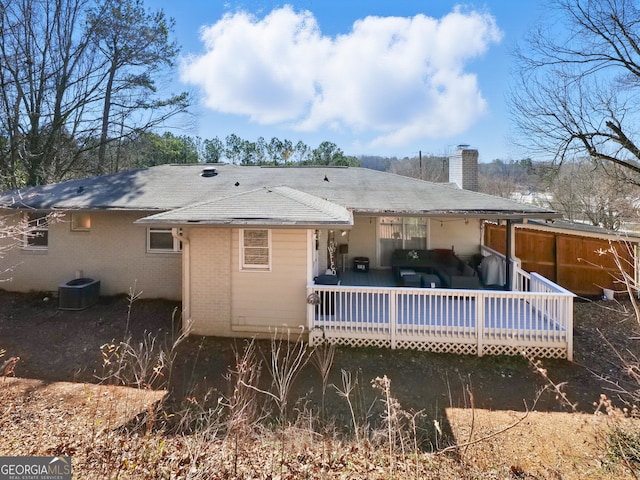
[448,145,478,191]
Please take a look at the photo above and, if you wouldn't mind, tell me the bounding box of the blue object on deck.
[314,274,340,315]
[314,274,340,285]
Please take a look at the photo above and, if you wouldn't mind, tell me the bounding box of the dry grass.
[2,376,639,479]
[3,291,640,478]
[447,407,639,480]
[3,350,640,480]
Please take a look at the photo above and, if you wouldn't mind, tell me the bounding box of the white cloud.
[180,6,502,147]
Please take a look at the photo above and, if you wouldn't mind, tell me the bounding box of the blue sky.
[149,1,545,162]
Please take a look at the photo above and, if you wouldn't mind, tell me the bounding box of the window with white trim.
[241,229,271,270]
[24,211,49,249]
[147,228,181,252]
[71,212,91,231]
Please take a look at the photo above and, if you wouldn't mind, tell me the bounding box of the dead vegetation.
[2,289,640,478]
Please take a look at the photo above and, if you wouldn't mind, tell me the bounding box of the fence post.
[389,290,397,349]
[476,292,484,357]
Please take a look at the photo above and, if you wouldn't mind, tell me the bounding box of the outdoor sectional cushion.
[401,274,422,288]
[420,274,441,288]
[390,249,440,274]
[435,264,482,289]
[390,249,481,288]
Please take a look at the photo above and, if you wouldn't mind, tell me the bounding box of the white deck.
[307,271,574,359]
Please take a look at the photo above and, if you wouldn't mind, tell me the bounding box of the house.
[0,148,575,359]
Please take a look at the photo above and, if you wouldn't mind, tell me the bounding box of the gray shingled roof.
[136,186,353,227]
[0,164,559,223]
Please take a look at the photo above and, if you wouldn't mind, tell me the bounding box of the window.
[24,212,49,249]
[147,228,181,252]
[71,212,91,231]
[379,217,427,266]
[241,229,271,270]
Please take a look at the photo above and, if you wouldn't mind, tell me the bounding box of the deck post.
[476,292,485,356]
[505,219,513,291]
[566,297,574,361]
[389,291,397,349]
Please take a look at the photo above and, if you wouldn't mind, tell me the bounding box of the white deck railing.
[514,267,531,292]
[307,277,574,360]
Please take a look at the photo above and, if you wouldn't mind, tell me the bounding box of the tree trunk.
[98,60,118,169]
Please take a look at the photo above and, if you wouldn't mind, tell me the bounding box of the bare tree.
[0,0,98,187]
[547,159,638,230]
[477,158,541,198]
[0,207,61,280]
[511,0,640,184]
[389,155,448,182]
[89,0,189,172]
[0,0,189,188]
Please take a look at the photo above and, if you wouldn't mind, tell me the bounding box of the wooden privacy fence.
[484,223,637,297]
[307,271,574,360]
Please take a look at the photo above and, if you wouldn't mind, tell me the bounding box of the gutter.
[172,228,191,335]
[351,210,562,220]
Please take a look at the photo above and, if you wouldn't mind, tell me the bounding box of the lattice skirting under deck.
[396,340,478,356]
[309,331,568,359]
[310,334,392,349]
[482,344,567,359]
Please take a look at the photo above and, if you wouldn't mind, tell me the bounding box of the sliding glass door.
[379,217,428,266]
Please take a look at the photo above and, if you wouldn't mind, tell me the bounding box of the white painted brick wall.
[449,148,479,191]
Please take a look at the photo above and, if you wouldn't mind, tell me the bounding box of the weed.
[310,338,336,423]
[263,327,311,422]
[527,357,577,411]
[371,375,426,478]
[606,425,640,472]
[1,353,19,378]
[333,369,362,443]
[97,289,190,393]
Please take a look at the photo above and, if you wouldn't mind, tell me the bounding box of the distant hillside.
[358,155,549,192]
[358,154,449,182]
[358,156,396,171]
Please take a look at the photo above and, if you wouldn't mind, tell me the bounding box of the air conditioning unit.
[58,278,100,310]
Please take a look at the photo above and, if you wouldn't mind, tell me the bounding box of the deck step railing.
[307,280,574,360]
[480,245,531,292]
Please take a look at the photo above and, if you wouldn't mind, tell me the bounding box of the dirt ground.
[1,290,638,415]
[2,290,640,478]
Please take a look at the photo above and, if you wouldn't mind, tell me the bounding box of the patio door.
[378,217,428,266]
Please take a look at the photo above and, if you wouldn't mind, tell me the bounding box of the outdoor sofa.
[390,248,483,289]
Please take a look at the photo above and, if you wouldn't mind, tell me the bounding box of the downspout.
[172,228,191,333]
[307,229,315,339]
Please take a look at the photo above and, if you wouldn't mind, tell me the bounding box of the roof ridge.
[135,184,353,226]
[267,186,350,221]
